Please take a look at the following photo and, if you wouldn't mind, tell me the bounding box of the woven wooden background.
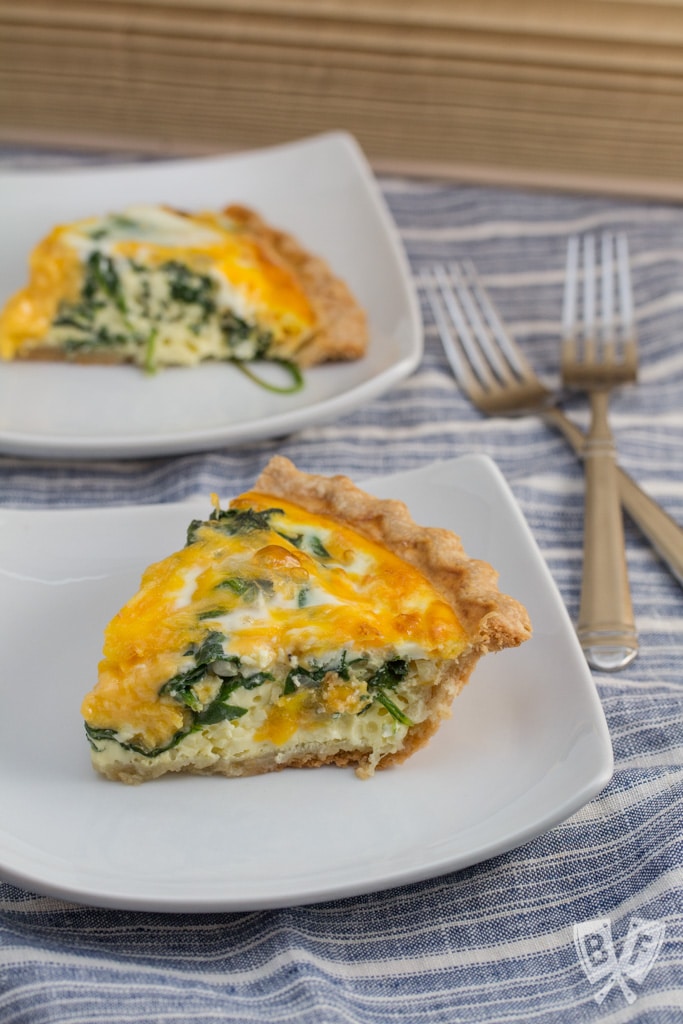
[2,0,683,197]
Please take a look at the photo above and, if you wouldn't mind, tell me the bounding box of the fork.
[561,233,638,671]
[417,261,683,591]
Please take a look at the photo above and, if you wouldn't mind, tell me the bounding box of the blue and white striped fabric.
[1,150,682,1022]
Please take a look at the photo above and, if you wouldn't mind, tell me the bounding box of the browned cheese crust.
[251,456,532,774]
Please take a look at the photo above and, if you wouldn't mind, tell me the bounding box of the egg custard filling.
[0,204,367,381]
[81,457,531,783]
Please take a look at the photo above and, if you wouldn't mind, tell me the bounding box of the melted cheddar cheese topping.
[81,492,468,757]
[0,205,317,367]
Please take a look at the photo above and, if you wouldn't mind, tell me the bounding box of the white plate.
[0,132,420,459]
[0,455,612,911]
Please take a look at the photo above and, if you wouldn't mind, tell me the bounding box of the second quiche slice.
[81,457,531,783]
[0,204,367,374]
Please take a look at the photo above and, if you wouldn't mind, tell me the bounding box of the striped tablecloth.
[1,147,682,1022]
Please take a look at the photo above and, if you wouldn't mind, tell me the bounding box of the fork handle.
[573,390,639,671]
[543,405,683,587]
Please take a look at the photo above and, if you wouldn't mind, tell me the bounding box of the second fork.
[562,233,639,671]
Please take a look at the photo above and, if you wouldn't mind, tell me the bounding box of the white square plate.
[0,455,613,911]
[0,132,420,458]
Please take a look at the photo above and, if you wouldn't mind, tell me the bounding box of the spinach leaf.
[240,671,272,689]
[221,311,271,357]
[209,507,281,534]
[283,652,349,694]
[367,659,408,692]
[192,669,271,725]
[159,664,207,710]
[185,519,204,546]
[162,261,216,318]
[156,635,272,745]
[216,576,274,602]
[84,251,127,314]
[196,702,247,725]
[186,506,282,545]
[283,664,328,694]
[160,631,227,706]
[276,529,304,548]
[84,721,192,758]
[144,326,158,374]
[365,659,412,726]
[233,359,304,395]
[308,535,331,560]
[372,689,414,727]
[186,631,226,665]
[275,530,329,559]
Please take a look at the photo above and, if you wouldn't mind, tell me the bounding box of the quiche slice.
[81,457,531,783]
[0,203,366,374]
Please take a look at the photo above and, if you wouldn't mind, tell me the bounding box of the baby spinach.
[154,638,274,750]
[274,528,329,559]
[84,722,191,758]
[84,251,127,314]
[159,665,207,711]
[308,535,331,560]
[365,659,413,726]
[186,631,227,665]
[233,359,304,395]
[276,529,304,548]
[283,651,349,694]
[372,690,414,727]
[163,260,216,319]
[186,506,283,545]
[367,659,408,691]
[159,630,227,707]
[216,576,274,602]
[195,702,247,725]
[221,311,271,357]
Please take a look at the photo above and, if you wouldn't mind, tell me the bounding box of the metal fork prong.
[601,232,615,351]
[419,267,481,396]
[460,259,536,383]
[616,233,636,359]
[433,265,494,387]
[445,264,508,386]
[600,232,618,364]
[583,235,597,363]
[562,235,580,366]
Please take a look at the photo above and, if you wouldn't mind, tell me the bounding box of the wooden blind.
[2,0,683,197]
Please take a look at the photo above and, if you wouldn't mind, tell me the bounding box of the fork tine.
[615,233,638,369]
[421,260,550,411]
[616,233,634,331]
[561,235,580,367]
[582,234,597,363]
[601,231,615,358]
[433,264,494,386]
[563,231,638,374]
[458,260,537,383]
[419,266,481,396]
